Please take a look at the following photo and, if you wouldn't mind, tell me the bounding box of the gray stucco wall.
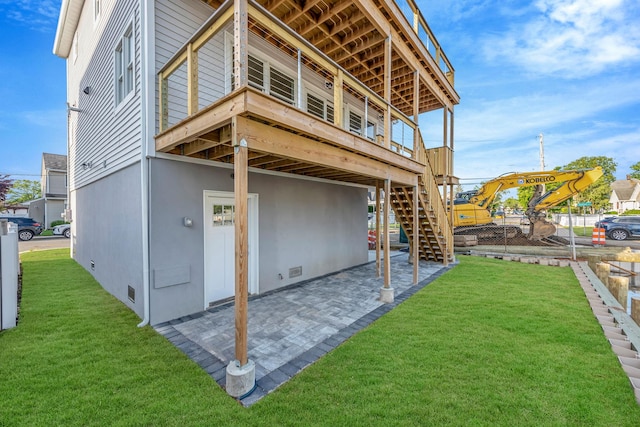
[148,157,368,324]
[46,199,66,228]
[28,199,45,225]
[73,163,144,318]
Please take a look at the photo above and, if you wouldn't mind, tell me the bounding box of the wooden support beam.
[384,179,391,288]
[235,114,419,185]
[233,117,249,366]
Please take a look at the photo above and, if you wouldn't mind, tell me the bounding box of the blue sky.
[0,0,66,180]
[0,0,638,190]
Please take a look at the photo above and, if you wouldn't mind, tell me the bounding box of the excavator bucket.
[527,218,557,241]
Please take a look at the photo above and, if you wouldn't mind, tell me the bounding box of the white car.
[52,224,71,238]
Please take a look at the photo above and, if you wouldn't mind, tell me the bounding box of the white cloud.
[0,0,60,31]
[484,0,640,78]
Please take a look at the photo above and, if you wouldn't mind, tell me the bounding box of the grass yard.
[1,250,639,426]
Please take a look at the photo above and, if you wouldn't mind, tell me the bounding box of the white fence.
[552,213,610,228]
[1,219,19,330]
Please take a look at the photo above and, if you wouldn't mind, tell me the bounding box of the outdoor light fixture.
[83,86,91,95]
[183,217,193,227]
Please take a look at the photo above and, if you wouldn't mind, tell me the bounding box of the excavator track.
[454,225,570,246]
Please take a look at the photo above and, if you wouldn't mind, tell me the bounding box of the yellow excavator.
[452,167,603,244]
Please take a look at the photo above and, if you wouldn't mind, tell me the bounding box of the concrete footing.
[226,359,256,399]
[379,287,395,303]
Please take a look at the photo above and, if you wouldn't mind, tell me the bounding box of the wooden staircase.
[389,148,454,263]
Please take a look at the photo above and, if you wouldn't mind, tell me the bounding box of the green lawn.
[1,249,639,426]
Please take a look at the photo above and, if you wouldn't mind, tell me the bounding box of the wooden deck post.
[233,0,248,88]
[380,179,394,303]
[375,181,381,277]
[233,124,249,366]
[383,36,392,150]
[226,119,255,400]
[413,179,419,284]
[186,43,198,116]
[384,179,391,288]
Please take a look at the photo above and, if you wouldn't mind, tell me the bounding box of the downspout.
[137,0,153,327]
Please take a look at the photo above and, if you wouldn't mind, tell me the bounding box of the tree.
[503,197,521,211]
[5,180,41,204]
[561,156,616,211]
[0,175,13,205]
[630,161,640,180]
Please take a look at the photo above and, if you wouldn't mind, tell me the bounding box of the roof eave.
[53,0,84,58]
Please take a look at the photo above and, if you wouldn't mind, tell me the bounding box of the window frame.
[94,0,101,23]
[305,90,334,124]
[114,21,135,108]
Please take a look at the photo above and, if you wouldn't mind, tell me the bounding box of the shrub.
[622,209,640,215]
[50,219,69,228]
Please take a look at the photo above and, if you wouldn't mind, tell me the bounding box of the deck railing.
[394,0,455,85]
[414,129,453,255]
[157,0,453,165]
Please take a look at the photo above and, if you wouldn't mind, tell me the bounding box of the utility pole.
[539,133,545,171]
[539,133,545,192]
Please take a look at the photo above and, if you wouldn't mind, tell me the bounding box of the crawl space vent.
[289,266,302,279]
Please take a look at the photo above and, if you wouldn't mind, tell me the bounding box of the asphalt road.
[15,231,640,254]
[19,236,70,253]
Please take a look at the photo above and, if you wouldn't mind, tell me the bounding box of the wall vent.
[289,266,302,279]
[128,285,135,303]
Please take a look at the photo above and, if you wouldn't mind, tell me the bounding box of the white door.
[203,191,258,307]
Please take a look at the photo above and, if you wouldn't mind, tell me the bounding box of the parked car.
[519,216,530,225]
[0,217,43,241]
[594,216,640,241]
[53,223,71,238]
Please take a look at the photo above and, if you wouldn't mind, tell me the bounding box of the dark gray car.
[0,217,44,241]
[595,216,640,241]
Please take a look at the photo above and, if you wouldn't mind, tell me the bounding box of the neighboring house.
[54,0,458,337]
[609,176,640,213]
[28,153,68,228]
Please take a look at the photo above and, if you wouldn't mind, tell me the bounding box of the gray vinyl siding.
[47,171,67,196]
[73,163,144,318]
[148,156,368,325]
[155,0,216,130]
[197,27,228,109]
[72,0,143,189]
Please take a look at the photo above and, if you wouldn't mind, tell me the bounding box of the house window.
[349,111,362,135]
[307,93,334,123]
[248,55,264,91]
[94,0,101,22]
[269,68,294,104]
[212,204,234,226]
[366,121,376,140]
[115,24,134,105]
[327,104,334,123]
[72,31,78,64]
[247,54,295,105]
